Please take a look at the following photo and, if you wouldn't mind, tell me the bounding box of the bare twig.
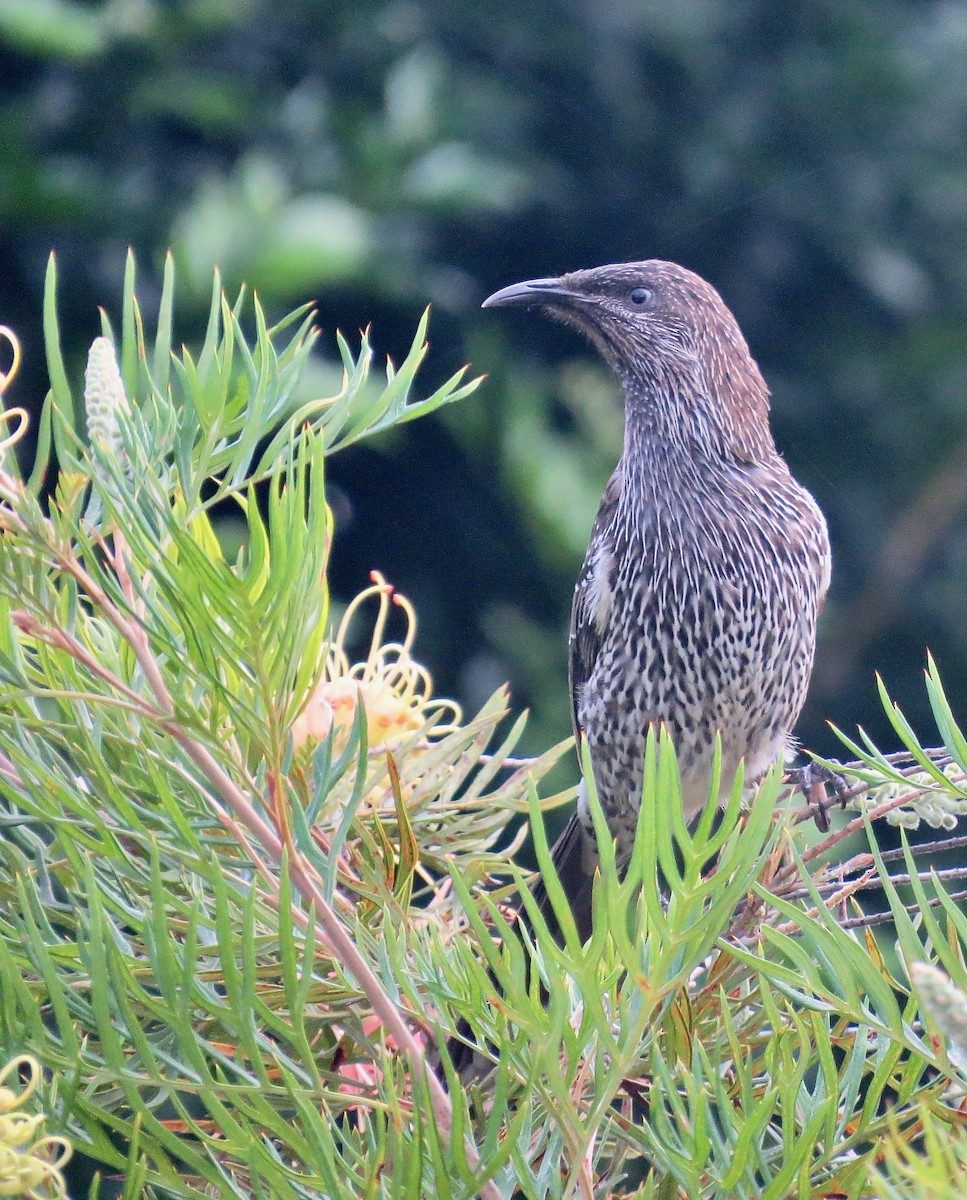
[772,756,966,904]
[838,890,967,930]
[878,834,967,864]
[733,747,967,947]
[781,865,967,901]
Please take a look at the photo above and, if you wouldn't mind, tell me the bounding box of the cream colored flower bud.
[84,336,128,457]
[911,960,967,1072]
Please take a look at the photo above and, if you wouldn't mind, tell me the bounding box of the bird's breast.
[576,466,827,820]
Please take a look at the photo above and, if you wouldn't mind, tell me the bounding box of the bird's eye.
[630,287,653,305]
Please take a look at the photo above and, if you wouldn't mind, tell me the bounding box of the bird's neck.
[619,357,775,469]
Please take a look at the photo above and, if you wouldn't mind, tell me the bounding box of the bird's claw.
[784,761,850,832]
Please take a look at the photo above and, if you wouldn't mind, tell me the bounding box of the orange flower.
[292,571,461,752]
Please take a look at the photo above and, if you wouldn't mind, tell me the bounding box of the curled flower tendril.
[0,1056,72,1200]
[0,327,28,478]
[0,409,29,457]
[0,327,21,399]
[293,570,462,751]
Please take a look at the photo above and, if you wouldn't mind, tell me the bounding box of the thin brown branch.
[33,536,502,1200]
[878,834,967,864]
[772,754,966,898]
[10,611,166,717]
[782,865,967,901]
[839,889,967,930]
[779,785,937,885]
[734,750,967,944]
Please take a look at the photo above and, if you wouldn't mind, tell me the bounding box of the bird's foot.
[784,761,850,832]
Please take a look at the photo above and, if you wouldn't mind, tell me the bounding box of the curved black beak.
[481,277,584,309]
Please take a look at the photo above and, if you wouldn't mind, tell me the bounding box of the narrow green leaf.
[120,248,138,396]
[42,254,72,413]
[152,250,175,396]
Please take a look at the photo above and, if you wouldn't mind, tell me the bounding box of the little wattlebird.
[483,259,831,944]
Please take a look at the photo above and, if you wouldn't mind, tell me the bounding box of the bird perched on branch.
[483,260,831,941]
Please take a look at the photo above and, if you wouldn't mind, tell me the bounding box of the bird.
[483,260,831,943]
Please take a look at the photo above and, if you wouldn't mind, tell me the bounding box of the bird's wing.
[568,467,622,748]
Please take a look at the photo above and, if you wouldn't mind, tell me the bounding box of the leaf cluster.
[1,259,967,1198]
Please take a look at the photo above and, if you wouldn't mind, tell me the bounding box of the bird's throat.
[621,364,774,468]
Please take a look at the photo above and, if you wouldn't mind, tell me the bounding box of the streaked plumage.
[484,261,830,940]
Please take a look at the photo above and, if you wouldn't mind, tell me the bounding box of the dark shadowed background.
[4,0,967,777]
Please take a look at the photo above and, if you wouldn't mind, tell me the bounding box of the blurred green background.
[4,0,967,769]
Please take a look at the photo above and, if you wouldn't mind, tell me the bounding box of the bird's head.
[483,260,774,462]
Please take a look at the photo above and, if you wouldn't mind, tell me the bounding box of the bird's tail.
[528,809,596,945]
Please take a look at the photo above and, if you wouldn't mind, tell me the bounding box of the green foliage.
[874,1107,967,1200]
[2,258,967,1197]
